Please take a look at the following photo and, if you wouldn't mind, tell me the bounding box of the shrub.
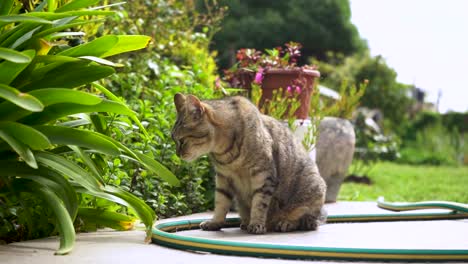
[442,112,468,133]
[321,80,367,119]
[351,112,400,176]
[100,0,224,217]
[312,52,412,131]
[403,111,442,142]
[0,0,178,254]
[399,111,466,166]
[399,124,465,166]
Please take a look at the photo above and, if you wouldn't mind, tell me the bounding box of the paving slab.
[1,202,467,264]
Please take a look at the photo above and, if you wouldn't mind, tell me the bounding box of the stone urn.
[316,117,356,203]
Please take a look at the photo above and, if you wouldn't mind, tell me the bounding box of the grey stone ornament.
[316,117,355,203]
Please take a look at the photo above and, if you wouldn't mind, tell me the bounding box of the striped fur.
[171,93,326,234]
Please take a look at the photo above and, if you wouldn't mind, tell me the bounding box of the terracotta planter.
[237,68,320,119]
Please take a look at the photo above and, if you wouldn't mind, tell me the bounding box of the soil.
[344,174,373,185]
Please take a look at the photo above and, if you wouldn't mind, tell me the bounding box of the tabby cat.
[171,93,326,234]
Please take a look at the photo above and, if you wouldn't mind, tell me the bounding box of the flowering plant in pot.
[221,42,322,156]
[224,42,320,120]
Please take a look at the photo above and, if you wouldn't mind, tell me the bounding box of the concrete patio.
[1,202,467,264]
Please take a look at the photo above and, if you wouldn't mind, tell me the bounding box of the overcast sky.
[350,0,468,113]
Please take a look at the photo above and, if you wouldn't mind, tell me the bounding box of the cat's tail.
[318,207,328,225]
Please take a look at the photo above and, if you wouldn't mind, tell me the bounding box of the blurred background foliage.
[312,52,412,132]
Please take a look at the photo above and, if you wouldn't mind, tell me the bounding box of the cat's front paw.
[247,223,266,234]
[240,219,250,230]
[275,220,298,232]
[200,220,223,231]
[299,214,319,231]
[240,222,248,230]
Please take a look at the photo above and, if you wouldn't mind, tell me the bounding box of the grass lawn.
[338,162,468,203]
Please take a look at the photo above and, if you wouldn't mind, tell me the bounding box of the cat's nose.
[176,146,181,157]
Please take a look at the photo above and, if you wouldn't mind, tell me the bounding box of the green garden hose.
[152,198,468,261]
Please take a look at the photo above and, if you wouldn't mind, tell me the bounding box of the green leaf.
[90,82,149,138]
[10,25,43,49]
[0,122,51,150]
[90,83,148,138]
[59,118,91,127]
[134,152,180,187]
[35,54,80,63]
[0,24,39,48]
[0,88,102,121]
[31,88,103,105]
[77,207,135,231]
[0,130,37,168]
[57,35,118,57]
[33,182,75,255]
[0,0,14,15]
[24,10,114,20]
[95,134,180,187]
[17,62,66,88]
[68,145,103,180]
[47,0,57,12]
[101,35,151,58]
[35,151,102,192]
[89,113,106,133]
[0,47,32,63]
[74,185,127,206]
[0,24,18,44]
[31,19,102,40]
[0,15,53,25]
[89,2,126,10]
[0,84,43,112]
[12,178,75,255]
[0,49,35,85]
[20,62,115,91]
[0,161,78,219]
[58,35,151,58]
[34,0,47,12]
[50,16,77,27]
[79,56,123,67]
[48,31,85,40]
[56,0,100,12]
[34,125,121,157]
[103,185,155,242]
[91,82,123,103]
[20,100,137,124]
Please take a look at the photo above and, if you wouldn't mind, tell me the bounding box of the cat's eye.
[191,109,201,119]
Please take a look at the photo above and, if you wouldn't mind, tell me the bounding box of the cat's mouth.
[180,154,196,161]
[179,152,196,162]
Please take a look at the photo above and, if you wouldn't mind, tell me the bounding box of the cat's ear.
[174,93,186,113]
[186,94,205,118]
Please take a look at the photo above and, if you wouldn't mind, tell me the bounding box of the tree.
[209,0,367,69]
[314,52,413,131]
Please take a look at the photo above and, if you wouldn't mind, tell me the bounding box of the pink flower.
[215,77,222,90]
[253,67,264,84]
[295,86,301,94]
[287,86,292,94]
